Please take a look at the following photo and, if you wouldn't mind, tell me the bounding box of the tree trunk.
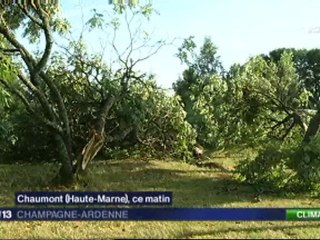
[94,95,116,132]
[303,110,320,143]
[293,112,308,134]
[54,134,74,184]
[76,95,116,172]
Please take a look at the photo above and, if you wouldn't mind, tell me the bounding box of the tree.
[0,66,14,159]
[263,48,320,142]
[0,1,167,183]
[228,51,312,143]
[234,51,320,191]
[174,37,226,147]
[174,36,224,107]
[264,48,320,104]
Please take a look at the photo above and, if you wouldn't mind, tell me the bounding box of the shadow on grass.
[0,163,60,205]
[83,161,256,206]
[178,222,320,239]
[0,163,59,191]
[0,159,270,206]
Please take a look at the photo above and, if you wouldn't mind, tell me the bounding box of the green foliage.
[189,75,227,147]
[174,37,226,148]
[0,98,14,158]
[265,48,320,107]
[235,141,297,192]
[233,51,320,193]
[86,9,105,30]
[236,136,320,194]
[120,80,197,161]
[290,136,320,192]
[175,44,308,149]
[51,18,71,35]
[1,4,64,43]
[0,56,57,163]
[0,53,19,160]
[22,20,41,44]
[0,95,56,163]
[176,36,197,66]
[225,51,310,146]
[3,111,56,163]
[176,36,224,76]
[110,0,155,20]
[0,6,25,30]
[1,48,196,163]
[44,42,196,162]
[110,0,140,8]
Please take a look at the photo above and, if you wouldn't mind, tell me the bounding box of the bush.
[290,136,320,192]
[236,137,320,194]
[1,108,56,163]
[235,141,297,192]
[102,80,197,162]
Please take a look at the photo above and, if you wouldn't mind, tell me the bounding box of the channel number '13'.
[0,210,12,219]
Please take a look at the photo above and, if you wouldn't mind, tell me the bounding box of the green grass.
[0,157,320,239]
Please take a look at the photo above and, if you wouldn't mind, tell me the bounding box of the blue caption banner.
[0,208,286,221]
[15,192,172,205]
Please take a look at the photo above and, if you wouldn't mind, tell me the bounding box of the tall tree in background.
[173,37,226,147]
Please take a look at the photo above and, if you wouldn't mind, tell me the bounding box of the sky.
[59,0,320,89]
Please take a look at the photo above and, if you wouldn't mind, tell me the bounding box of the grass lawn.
[0,154,320,239]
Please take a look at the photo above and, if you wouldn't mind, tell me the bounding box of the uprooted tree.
[0,0,173,183]
[231,50,320,191]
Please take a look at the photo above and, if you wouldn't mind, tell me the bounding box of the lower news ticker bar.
[0,208,286,221]
[1,208,319,221]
